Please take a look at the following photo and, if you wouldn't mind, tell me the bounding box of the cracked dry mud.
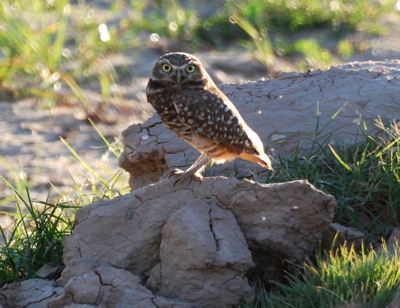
[53,176,334,307]
[1,176,336,307]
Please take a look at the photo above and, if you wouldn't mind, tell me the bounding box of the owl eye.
[161,63,172,72]
[186,64,196,73]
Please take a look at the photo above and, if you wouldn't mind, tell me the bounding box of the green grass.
[0,121,129,287]
[240,242,400,308]
[0,173,75,285]
[266,117,400,240]
[0,0,127,113]
[226,0,393,33]
[235,114,400,307]
[0,0,398,109]
[206,0,397,70]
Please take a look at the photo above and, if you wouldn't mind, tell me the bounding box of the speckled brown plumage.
[146,52,272,182]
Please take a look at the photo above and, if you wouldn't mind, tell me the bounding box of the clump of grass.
[0,174,76,287]
[267,115,400,240]
[226,0,394,33]
[0,121,129,287]
[217,0,398,70]
[58,120,130,205]
[229,15,275,68]
[327,120,400,238]
[293,39,335,71]
[131,0,200,41]
[261,242,400,308]
[0,0,130,116]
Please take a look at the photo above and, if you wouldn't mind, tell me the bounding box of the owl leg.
[170,153,211,185]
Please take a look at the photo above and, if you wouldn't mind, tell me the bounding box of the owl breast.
[146,85,197,144]
[147,86,229,159]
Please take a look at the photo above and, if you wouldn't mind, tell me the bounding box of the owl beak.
[176,70,181,84]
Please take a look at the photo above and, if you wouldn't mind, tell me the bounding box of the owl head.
[150,52,212,86]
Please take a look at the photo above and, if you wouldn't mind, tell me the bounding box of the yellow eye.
[161,63,172,72]
[186,64,196,73]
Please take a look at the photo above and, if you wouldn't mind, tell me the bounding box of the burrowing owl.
[146,52,272,183]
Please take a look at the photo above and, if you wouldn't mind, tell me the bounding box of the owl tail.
[239,152,273,171]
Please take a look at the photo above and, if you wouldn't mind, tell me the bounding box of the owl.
[146,52,272,183]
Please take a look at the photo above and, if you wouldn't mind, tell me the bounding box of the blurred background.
[1,0,400,114]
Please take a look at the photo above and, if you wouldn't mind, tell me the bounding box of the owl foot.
[168,169,204,186]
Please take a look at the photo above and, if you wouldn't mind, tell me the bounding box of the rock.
[386,228,400,256]
[35,263,63,280]
[57,176,335,307]
[59,179,193,285]
[0,278,63,308]
[389,291,400,308]
[48,267,192,308]
[146,200,254,306]
[119,60,400,189]
[322,223,366,250]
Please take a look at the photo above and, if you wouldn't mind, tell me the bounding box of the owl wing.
[172,88,260,156]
